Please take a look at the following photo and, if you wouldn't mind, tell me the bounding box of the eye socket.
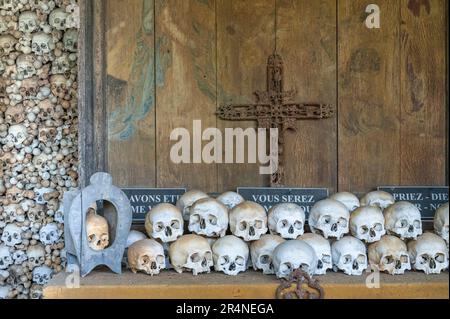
[399,219,408,228]
[343,254,352,264]
[419,254,429,264]
[207,214,217,226]
[254,220,263,229]
[280,262,292,274]
[435,253,445,263]
[190,253,201,263]
[88,234,95,242]
[356,254,366,264]
[141,255,150,264]
[219,255,229,265]
[321,215,331,224]
[170,220,180,229]
[360,225,369,234]
[338,218,347,227]
[280,219,289,228]
[374,223,383,231]
[383,255,394,264]
[235,256,245,266]
[155,222,164,232]
[239,221,247,231]
[190,214,200,223]
[260,255,270,264]
[413,220,421,228]
[294,221,302,230]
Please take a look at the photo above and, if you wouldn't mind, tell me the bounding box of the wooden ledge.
[43,269,448,299]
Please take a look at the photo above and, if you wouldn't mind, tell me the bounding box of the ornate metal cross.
[217,53,335,187]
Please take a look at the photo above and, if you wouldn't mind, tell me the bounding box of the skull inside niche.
[384,201,422,240]
[250,234,285,275]
[329,192,360,212]
[18,11,39,33]
[216,191,245,210]
[331,236,367,276]
[368,235,411,275]
[188,198,228,238]
[229,201,268,241]
[49,8,69,31]
[273,239,317,279]
[32,265,53,285]
[0,245,13,270]
[50,74,69,97]
[0,35,17,57]
[126,230,147,248]
[434,203,449,245]
[26,244,45,269]
[176,190,209,221]
[408,233,449,275]
[6,124,28,148]
[145,203,183,243]
[63,28,78,52]
[360,191,395,210]
[128,239,166,276]
[268,203,305,239]
[86,211,109,251]
[298,233,332,275]
[350,206,386,243]
[16,54,37,79]
[212,235,249,276]
[309,199,350,239]
[12,250,27,265]
[169,234,213,275]
[39,222,60,245]
[1,224,23,247]
[32,32,55,56]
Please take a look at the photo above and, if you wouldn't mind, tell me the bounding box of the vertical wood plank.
[400,0,447,185]
[277,0,337,191]
[338,0,401,194]
[216,0,275,191]
[155,0,217,190]
[106,0,156,187]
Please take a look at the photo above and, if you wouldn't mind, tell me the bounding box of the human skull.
[51,54,71,75]
[189,198,228,238]
[12,250,27,265]
[0,245,13,270]
[39,223,60,245]
[126,230,147,248]
[350,206,386,243]
[330,192,360,212]
[360,191,395,210]
[216,191,245,210]
[309,199,350,239]
[298,233,332,275]
[50,74,69,97]
[30,284,43,299]
[18,11,38,33]
[63,28,78,52]
[19,76,39,100]
[273,239,317,279]
[212,235,249,276]
[331,236,367,276]
[145,203,183,243]
[49,8,68,30]
[128,239,166,276]
[0,35,17,57]
[86,211,109,251]
[229,201,268,241]
[408,233,448,275]
[176,190,209,221]
[1,224,22,247]
[39,127,57,144]
[384,201,422,240]
[268,203,305,239]
[250,234,285,275]
[16,54,37,79]
[368,235,410,275]
[26,244,45,269]
[6,124,28,147]
[35,188,54,205]
[169,234,213,275]
[32,265,53,285]
[434,203,449,245]
[32,32,55,56]
[6,186,24,204]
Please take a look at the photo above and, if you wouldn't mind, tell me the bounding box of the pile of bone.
[0,0,79,299]
[117,190,449,278]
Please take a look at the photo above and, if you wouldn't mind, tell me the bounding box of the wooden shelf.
[43,269,448,299]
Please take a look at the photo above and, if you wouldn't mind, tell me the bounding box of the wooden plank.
[277,0,337,191]
[155,0,217,190]
[106,0,156,187]
[400,0,447,185]
[216,0,275,191]
[338,0,401,194]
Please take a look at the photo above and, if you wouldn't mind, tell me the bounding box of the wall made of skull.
[0,0,79,299]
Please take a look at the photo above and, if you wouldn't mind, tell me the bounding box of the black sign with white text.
[377,186,449,220]
[237,187,329,216]
[122,188,186,222]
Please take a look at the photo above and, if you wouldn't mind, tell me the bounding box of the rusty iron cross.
[217,53,335,187]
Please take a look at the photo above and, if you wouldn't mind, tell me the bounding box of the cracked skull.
[176,190,209,221]
[39,223,60,245]
[384,201,422,240]
[350,206,386,243]
[273,239,317,279]
[216,191,245,210]
[1,224,22,247]
[298,233,332,275]
[360,191,395,210]
[331,236,367,276]
[309,199,350,239]
[212,235,249,276]
[128,239,166,276]
[330,192,360,212]
[229,201,268,241]
[189,198,228,238]
[368,235,410,275]
[86,211,109,251]
[145,203,183,243]
[268,203,305,239]
[434,203,449,245]
[408,233,448,275]
[169,234,213,275]
[250,234,285,275]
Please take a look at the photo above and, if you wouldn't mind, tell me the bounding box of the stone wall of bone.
[0,0,79,299]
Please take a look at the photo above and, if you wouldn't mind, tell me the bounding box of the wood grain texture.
[106,0,156,187]
[338,0,401,194]
[216,0,275,191]
[277,0,337,191]
[400,0,447,185]
[155,0,217,190]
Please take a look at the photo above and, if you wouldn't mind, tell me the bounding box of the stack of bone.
[0,0,79,299]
